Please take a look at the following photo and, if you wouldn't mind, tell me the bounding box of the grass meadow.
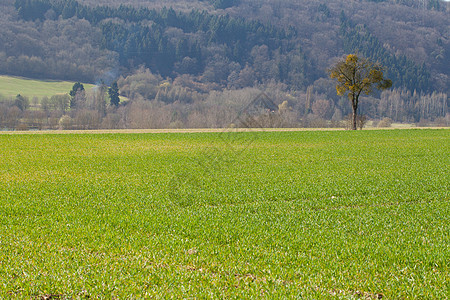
[0,129,448,298]
[0,76,95,100]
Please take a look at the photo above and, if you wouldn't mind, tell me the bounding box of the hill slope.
[0,75,94,100]
[2,0,448,93]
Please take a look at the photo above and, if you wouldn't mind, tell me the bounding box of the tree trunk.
[352,107,357,130]
[352,96,357,130]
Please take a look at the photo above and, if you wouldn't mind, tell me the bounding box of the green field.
[0,130,448,298]
[0,75,95,100]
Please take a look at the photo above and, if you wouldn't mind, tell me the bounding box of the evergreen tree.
[108,82,120,107]
[14,94,29,111]
[69,82,85,108]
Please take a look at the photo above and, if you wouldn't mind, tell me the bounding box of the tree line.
[0,67,447,131]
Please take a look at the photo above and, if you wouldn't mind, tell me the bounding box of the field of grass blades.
[0,129,448,298]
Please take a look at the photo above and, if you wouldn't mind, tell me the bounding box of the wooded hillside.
[0,0,448,130]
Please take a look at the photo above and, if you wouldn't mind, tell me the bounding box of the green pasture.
[0,129,448,298]
[0,75,95,100]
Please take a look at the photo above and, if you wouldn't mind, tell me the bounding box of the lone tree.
[329,54,392,130]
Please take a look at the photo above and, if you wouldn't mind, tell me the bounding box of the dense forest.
[0,0,448,130]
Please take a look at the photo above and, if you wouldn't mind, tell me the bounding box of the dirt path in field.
[0,127,447,134]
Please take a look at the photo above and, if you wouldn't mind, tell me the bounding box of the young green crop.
[0,129,448,298]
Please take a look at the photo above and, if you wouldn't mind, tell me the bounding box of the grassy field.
[0,129,448,298]
[0,75,95,100]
